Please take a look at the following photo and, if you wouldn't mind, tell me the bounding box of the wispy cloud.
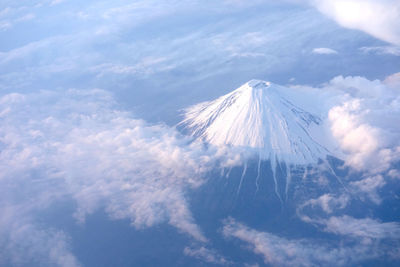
[312,47,338,55]
[360,46,400,56]
[297,192,400,241]
[0,206,81,267]
[14,13,35,22]
[350,174,386,204]
[223,218,399,266]
[184,246,229,265]
[299,193,349,214]
[0,21,11,31]
[320,215,400,238]
[90,57,174,77]
[50,0,66,6]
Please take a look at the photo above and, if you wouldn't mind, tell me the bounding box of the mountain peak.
[181,80,329,164]
[246,79,271,88]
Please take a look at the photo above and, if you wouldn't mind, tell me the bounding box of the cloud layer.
[0,88,243,265]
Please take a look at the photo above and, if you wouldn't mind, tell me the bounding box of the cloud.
[388,169,400,179]
[309,0,400,45]
[320,215,400,239]
[0,21,11,31]
[287,73,400,175]
[0,5,37,32]
[14,13,36,23]
[222,218,399,266]
[312,47,338,55]
[324,75,400,173]
[385,72,400,88]
[0,88,244,265]
[227,0,400,45]
[297,194,400,240]
[360,46,400,56]
[350,175,386,204]
[0,35,69,64]
[90,57,174,77]
[328,100,381,169]
[0,8,11,18]
[300,193,349,214]
[183,246,229,265]
[50,0,66,6]
[0,89,213,240]
[0,207,81,267]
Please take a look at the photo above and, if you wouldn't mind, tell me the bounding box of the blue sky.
[0,0,400,266]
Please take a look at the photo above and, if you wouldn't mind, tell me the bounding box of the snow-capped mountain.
[182,80,331,165]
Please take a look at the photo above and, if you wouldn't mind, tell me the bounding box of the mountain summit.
[182,80,329,165]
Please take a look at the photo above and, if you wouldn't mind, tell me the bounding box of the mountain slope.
[182,80,330,165]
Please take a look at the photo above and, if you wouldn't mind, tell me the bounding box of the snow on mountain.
[182,80,330,166]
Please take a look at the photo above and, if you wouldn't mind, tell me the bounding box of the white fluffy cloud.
[310,0,400,45]
[0,88,243,265]
[289,73,400,175]
[324,75,400,173]
[328,99,383,170]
